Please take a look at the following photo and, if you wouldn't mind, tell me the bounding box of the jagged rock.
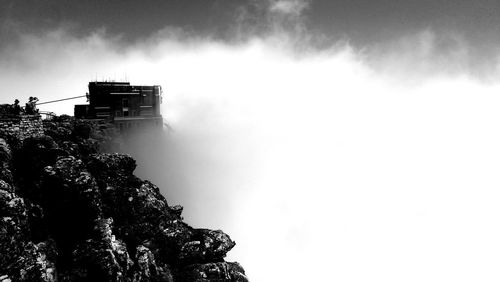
[0,118,247,282]
[59,141,80,158]
[0,138,12,164]
[0,189,56,282]
[41,156,103,260]
[170,205,183,218]
[0,167,13,186]
[43,156,102,215]
[2,241,57,282]
[12,136,62,200]
[0,216,26,274]
[0,190,29,269]
[25,201,47,242]
[77,138,101,158]
[181,262,248,282]
[1,193,26,219]
[73,120,92,139]
[134,245,158,280]
[87,153,137,181]
[156,218,196,265]
[0,180,12,192]
[44,125,73,143]
[0,139,13,185]
[33,240,58,281]
[179,230,236,264]
[70,218,133,281]
[132,245,174,282]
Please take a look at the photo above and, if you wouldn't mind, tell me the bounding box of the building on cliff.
[74,81,163,131]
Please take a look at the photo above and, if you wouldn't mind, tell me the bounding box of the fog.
[2,26,500,281]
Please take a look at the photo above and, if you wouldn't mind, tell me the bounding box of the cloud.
[363,28,500,83]
[1,26,500,282]
[268,0,311,16]
[232,0,312,41]
[365,29,468,81]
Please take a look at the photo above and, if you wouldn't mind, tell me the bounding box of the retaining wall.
[0,115,44,140]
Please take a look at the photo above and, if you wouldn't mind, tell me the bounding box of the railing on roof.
[38,111,56,120]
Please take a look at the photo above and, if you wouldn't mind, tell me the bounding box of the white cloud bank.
[1,28,500,282]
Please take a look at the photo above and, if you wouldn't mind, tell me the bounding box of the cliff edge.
[0,116,248,282]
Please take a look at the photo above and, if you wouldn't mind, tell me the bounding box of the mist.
[2,25,500,282]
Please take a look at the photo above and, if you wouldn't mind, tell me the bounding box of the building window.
[122,99,129,117]
[142,94,152,105]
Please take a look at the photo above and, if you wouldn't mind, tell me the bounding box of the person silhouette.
[12,99,21,115]
[25,97,39,115]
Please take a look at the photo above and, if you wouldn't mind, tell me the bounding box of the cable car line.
[37,95,87,105]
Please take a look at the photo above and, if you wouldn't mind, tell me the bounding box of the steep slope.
[0,116,248,282]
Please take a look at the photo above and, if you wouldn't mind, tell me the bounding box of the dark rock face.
[0,119,248,281]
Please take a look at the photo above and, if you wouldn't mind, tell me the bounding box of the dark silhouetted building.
[75,81,163,130]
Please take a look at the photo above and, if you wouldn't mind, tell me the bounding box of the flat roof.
[89,82,131,86]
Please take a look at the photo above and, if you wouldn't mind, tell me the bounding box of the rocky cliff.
[0,116,248,282]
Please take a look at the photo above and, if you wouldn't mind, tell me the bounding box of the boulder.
[182,262,248,282]
[70,218,133,281]
[179,229,236,264]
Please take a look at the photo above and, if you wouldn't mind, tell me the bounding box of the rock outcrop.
[0,117,247,281]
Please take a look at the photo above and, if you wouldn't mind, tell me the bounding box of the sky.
[2,0,500,281]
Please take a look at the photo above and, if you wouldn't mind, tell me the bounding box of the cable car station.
[75,81,163,131]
